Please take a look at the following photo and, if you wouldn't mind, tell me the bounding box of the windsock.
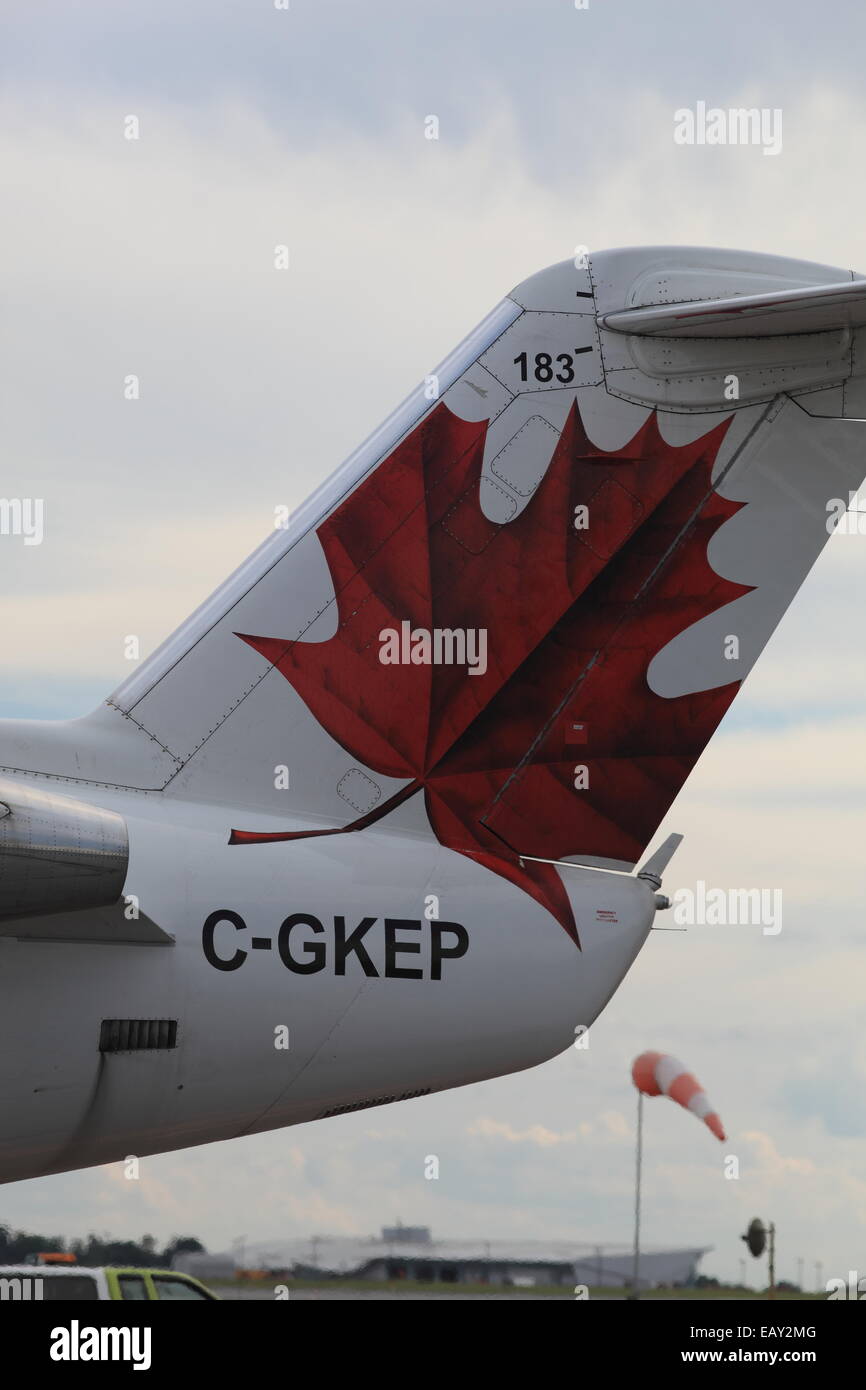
[632,1051,725,1141]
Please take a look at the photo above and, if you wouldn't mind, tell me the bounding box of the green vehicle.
[0,1264,219,1300]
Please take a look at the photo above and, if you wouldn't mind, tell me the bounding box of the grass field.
[213,1276,823,1301]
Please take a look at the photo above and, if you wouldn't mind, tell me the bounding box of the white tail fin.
[2,246,865,939]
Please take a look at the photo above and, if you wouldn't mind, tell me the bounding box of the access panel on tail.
[3,247,865,945]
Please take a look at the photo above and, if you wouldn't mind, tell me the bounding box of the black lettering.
[334,915,378,976]
[278,913,326,974]
[384,919,423,979]
[203,910,247,971]
[555,352,574,384]
[430,920,469,979]
[534,352,553,382]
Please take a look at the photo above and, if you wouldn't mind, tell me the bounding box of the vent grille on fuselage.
[319,1087,431,1119]
[98,1019,178,1053]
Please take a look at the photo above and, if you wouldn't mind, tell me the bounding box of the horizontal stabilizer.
[599,278,866,338]
[637,833,684,889]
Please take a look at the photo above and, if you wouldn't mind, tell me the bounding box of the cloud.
[740,1130,817,1179]
[777,1045,866,1138]
[468,1117,573,1148]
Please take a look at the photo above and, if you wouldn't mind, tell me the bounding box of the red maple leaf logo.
[230,400,750,946]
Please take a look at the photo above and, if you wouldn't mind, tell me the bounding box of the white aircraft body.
[2,245,865,1183]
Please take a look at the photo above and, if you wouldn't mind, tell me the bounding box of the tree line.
[0,1223,204,1267]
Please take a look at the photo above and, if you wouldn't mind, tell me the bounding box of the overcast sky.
[1,0,865,1288]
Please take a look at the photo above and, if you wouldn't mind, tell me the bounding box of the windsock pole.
[631,1089,644,1299]
[629,1051,725,1301]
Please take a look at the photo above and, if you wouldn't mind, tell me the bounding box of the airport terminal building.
[178,1226,710,1289]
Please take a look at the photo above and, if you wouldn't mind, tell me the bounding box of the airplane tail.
[3,246,865,939]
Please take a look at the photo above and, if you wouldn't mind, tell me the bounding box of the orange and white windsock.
[632,1052,726,1142]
